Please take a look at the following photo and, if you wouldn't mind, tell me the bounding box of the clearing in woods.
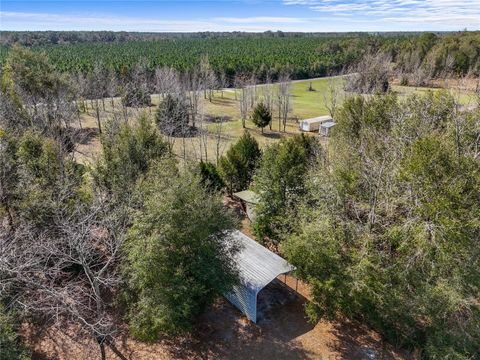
[74,76,476,164]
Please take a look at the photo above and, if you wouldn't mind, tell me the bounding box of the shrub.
[121,86,151,107]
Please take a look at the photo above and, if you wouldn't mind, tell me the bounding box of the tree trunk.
[77,105,82,129]
[108,341,128,360]
[96,101,102,134]
[99,341,106,360]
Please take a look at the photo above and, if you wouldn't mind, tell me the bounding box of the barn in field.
[299,115,333,132]
[224,230,295,323]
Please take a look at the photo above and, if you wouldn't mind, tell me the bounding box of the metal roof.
[320,121,336,128]
[224,230,295,322]
[301,115,333,124]
[233,190,259,204]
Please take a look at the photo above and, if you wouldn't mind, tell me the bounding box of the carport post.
[295,278,298,292]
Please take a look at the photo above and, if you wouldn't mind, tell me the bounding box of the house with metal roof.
[224,230,295,323]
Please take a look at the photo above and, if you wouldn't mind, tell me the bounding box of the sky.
[1,0,479,32]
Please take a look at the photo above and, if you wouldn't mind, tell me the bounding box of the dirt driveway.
[27,277,408,360]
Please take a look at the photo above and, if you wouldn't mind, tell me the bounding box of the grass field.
[75,76,477,164]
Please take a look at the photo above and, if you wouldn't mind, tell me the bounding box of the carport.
[224,230,296,323]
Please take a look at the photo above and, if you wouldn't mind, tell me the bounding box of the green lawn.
[76,76,476,164]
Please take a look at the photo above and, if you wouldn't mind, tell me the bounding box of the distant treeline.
[0,30,428,46]
[0,31,478,81]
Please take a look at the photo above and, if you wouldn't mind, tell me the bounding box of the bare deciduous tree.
[345,53,391,94]
[322,76,344,118]
[0,197,127,360]
[276,72,292,132]
[236,74,257,129]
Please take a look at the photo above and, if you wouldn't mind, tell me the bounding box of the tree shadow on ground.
[158,280,316,360]
[162,126,200,139]
[71,127,100,145]
[204,114,233,123]
[261,131,282,139]
[328,319,410,360]
[210,97,237,106]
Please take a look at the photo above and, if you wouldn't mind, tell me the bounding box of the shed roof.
[301,115,333,124]
[224,230,295,322]
[320,121,336,128]
[233,190,259,204]
[230,230,294,293]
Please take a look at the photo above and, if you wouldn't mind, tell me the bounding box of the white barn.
[299,115,333,132]
[224,231,295,323]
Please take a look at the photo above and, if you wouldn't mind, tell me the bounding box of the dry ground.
[25,281,409,360]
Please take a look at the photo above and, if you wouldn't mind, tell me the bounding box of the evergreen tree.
[218,132,261,194]
[94,114,169,203]
[199,161,225,191]
[251,102,271,133]
[252,134,320,241]
[0,305,30,360]
[123,160,239,339]
[121,86,151,107]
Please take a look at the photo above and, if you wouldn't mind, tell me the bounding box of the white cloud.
[214,17,307,24]
[1,0,479,33]
[285,0,480,28]
[0,11,323,32]
[0,11,215,30]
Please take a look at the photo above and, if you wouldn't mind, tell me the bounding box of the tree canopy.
[218,131,261,194]
[252,134,321,241]
[283,92,480,359]
[123,160,239,339]
[251,102,272,133]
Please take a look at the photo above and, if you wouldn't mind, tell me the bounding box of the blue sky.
[1,0,479,32]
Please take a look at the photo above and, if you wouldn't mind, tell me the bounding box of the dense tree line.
[0,30,393,47]
[279,93,480,358]
[0,36,367,81]
[394,31,480,79]
[1,32,478,84]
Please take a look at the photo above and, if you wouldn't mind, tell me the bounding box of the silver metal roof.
[233,190,259,204]
[301,115,333,124]
[321,121,336,128]
[224,230,295,322]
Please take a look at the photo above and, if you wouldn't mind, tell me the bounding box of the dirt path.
[26,290,408,360]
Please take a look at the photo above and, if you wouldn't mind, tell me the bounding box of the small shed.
[299,115,332,132]
[224,230,295,323]
[319,120,336,136]
[233,190,259,221]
